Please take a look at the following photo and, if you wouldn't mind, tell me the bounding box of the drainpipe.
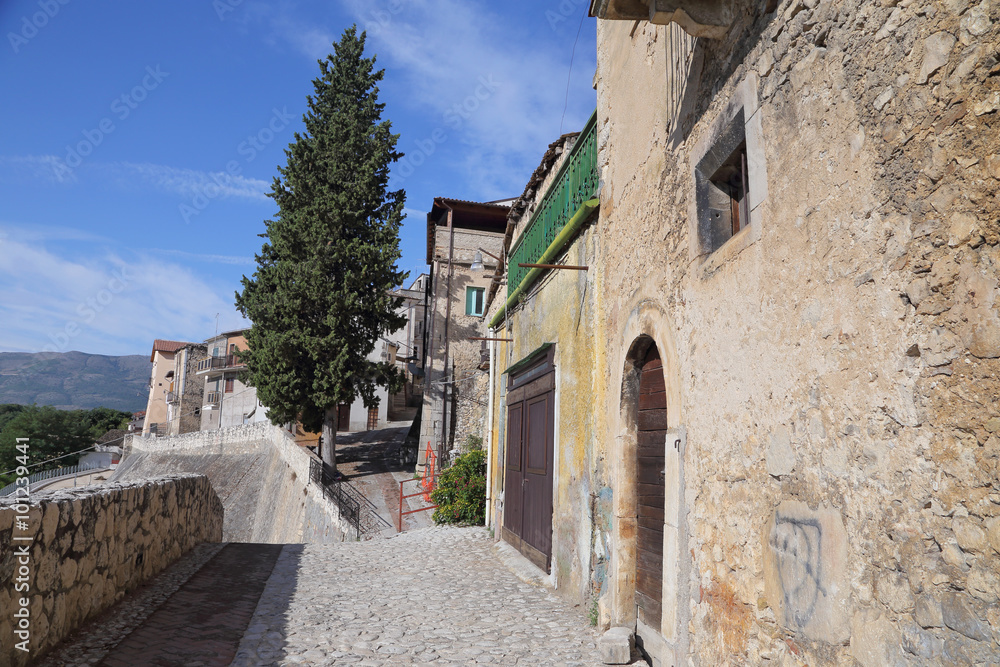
[420,263,438,474]
[439,202,456,462]
[485,332,496,528]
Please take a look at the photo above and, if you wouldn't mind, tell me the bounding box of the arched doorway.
[635,342,667,630]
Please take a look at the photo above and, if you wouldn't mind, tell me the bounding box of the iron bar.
[516,263,589,270]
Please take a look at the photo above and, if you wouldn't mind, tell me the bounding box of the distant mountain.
[0,351,150,412]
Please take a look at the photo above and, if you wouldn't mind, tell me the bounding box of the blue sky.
[0,0,596,357]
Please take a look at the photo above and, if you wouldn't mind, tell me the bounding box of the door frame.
[501,344,556,572]
[609,302,689,667]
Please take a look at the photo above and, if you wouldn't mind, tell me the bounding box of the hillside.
[0,352,150,412]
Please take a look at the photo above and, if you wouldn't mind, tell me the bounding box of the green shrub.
[463,433,483,452]
[431,449,487,525]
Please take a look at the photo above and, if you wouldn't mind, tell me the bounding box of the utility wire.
[0,385,259,478]
[559,10,587,135]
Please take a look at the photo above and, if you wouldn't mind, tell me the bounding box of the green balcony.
[507,110,598,299]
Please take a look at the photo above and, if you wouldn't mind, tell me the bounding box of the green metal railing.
[508,110,598,298]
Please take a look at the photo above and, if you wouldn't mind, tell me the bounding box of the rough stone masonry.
[586,0,1000,664]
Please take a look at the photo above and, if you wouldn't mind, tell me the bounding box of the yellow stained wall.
[486,225,610,603]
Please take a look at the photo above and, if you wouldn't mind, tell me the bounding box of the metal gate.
[502,346,555,571]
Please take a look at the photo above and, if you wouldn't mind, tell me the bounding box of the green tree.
[0,406,93,485]
[236,26,406,472]
[0,404,27,432]
[82,406,132,438]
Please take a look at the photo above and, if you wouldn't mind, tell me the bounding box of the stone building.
[419,198,509,469]
[166,342,207,436]
[389,273,430,412]
[142,339,192,436]
[480,0,1000,665]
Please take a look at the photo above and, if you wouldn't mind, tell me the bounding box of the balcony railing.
[205,391,221,405]
[508,109,598,297]
[196,354,244,373]
[166,391,178,404]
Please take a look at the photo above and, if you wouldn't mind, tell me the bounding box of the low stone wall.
[0,474,222,666]
[118,422,352,543]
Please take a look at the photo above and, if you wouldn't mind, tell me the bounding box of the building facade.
[197,330,268,431]
[419,198,509,468]
[142,339,191,436]
[479,1,1000,665]
[166,343,207,436]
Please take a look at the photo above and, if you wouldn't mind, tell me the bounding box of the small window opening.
[695,108,753,255]
[466,286,485,317]
[708,140,750,239]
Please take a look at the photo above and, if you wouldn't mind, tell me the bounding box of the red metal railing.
[397,442,440,532]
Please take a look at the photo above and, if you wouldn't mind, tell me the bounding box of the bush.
[463,433,483,452]
[431,449,487,525]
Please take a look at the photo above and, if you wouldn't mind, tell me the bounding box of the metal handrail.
[508,109,598,297]
[196,354,244,373]
[0,462,105,497]
[308,458,392,539]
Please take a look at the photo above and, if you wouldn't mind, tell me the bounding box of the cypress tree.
[236,26,406,473]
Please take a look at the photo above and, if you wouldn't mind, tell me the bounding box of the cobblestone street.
[39,526,615,666]
[231,527,606,666]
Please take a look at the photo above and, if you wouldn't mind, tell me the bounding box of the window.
[225,378,234,393]
[690,73,768,263]
[695,109,749,253]
[466,286,485,316]
[710,139,750,239]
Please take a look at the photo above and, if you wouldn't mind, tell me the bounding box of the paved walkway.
[39,527,613,666]
[336,424,435,536]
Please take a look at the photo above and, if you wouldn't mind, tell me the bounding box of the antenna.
[214,313,220,338]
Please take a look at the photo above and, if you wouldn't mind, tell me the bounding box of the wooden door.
[503,403,524,543]
[502,350,555,571]
[522,392,554,565]
[636,347,666,629]
[337,404,351,431]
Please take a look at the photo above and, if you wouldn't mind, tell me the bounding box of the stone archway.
[609,300,686,665]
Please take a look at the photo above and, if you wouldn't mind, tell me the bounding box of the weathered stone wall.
[170,344,207,436]
[0,474,221,666]
[118,422,353,543]
[420,225,504,463]
[594,0,1000,664]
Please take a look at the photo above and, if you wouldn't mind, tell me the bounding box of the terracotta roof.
[150,339,190,361]
[435,197,511,209]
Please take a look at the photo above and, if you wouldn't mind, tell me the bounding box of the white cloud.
[150,248,256,266]
[0,155,76,184]
[0,237,247,356]
[339,0,597,197]
[254,0,595,200]
[0,156,271,201]
[102,162,271,201]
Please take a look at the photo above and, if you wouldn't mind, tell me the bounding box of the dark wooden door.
[636,347,666,629]
[503,403,524,542]
[502,360,555,571]
[337,404,351,431]
[522,392,554,564]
